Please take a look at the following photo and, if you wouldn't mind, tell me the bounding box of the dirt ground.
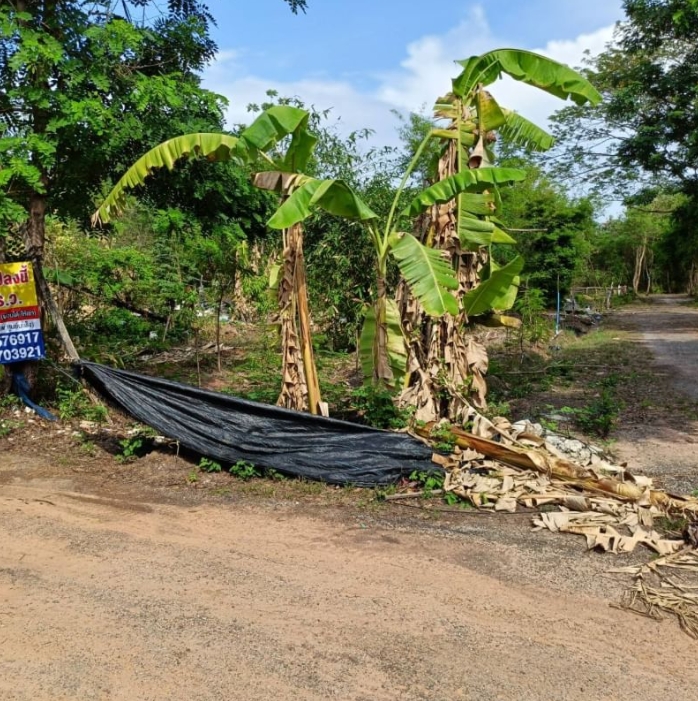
[610,295,698,492]
[2,296,698,701]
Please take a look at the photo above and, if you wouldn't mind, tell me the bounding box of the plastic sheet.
[79,362,436,486]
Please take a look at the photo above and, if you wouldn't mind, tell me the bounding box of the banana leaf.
[462,255,524,316]
[266,178,378,229]
[93,106,315,224]
[93,133,240,223]
[404,167,526,217]
[500,110,555,152]
[458,213,517,247]
[476,90,507,131]
[452,49,602,106]
[389,232,459,317]
[358,300,407,386]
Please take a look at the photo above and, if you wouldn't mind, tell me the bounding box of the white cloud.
[202,5,616,148]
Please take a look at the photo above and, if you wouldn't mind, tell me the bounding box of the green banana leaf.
[266,178,378,229]
[389,232,459,317]
[458,213,517,247]
[459,192,495,216]
[499,110,555,152]
[93,106,315,224]
[404,167,526,217]
[94,133,240,223]
[476,90,507,131]
[358,300,407,386]
[452,49,602,106]
[462,255,524,316]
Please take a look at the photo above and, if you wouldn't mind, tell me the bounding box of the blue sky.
[202,0,624,144]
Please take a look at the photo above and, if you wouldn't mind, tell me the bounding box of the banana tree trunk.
[398,137,489,423]
[276,223,323,415]
[373,264,393,386]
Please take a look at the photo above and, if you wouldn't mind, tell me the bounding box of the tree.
[93,107,329,413]
[0,0,305,361]
[498,159,596,304]
[396,50,601,421]
[262,152,524,388]
[0,0,226,363]
[548,1,698,290]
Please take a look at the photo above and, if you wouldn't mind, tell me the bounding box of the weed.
[429,423,457,453]
[483,399,511,419]
[0,394,21,411]
[575,388,621,438]
[349,385,410,429]
[56,384,108,423]
[116,435,146,463]
[186,469,199,484]
[443,491,459,506]
[212,487,232,497]
[229,459,260,480]
[656,515,689,534]
[80,440,97,456]
[0,418,23,437]
[199,457,222,473]
[409,469,445,496]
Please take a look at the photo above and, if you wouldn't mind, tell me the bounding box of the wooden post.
[32,259,80,362]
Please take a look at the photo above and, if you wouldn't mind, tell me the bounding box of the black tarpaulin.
[79,361,436,486]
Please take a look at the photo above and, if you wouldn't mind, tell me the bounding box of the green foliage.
[514,286,551,346]
[349,385,410,429]
[199,457,222,473]
[389,232,459,316]
[55,384,108,423]
[452,49,601,106]
[0,418,23,438]
[358,300,407,384]
[96,106,314,223]
[428,423,457,453]
[462,256,524,315]
[497,158,596,303]
[229,460,261,480]
[408,469,445,496]
[574,376,622,438]
[118,436,146,462]
[0,2,224,227]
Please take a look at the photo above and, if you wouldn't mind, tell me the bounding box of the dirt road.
[611,295,698,490]
[2,296,698,701]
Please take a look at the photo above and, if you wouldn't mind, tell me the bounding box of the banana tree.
[397,48,602,422]
[93,106,326,414]
[262,158,526,387]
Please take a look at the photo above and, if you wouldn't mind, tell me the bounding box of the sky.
[201,0,625,147]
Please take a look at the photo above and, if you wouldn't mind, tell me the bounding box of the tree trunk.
[633,243,646,295]
[292,227,322,415]
[397,135,489,424]
[373,268,392,386]
[276,224,323,414]
[216,292,224,373]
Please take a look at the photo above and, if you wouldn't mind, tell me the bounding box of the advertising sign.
[0,262,45,364]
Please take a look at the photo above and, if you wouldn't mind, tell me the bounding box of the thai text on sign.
[0,262,45,364]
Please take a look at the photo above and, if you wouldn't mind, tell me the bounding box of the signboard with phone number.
[0,262,45,364]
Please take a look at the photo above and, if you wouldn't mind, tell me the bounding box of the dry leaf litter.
[412,412,698,638]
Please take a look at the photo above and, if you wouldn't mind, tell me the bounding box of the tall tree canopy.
[0,0,306,252]
[550,0,698,196]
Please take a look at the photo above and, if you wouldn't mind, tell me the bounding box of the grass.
[487,318,694,439]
